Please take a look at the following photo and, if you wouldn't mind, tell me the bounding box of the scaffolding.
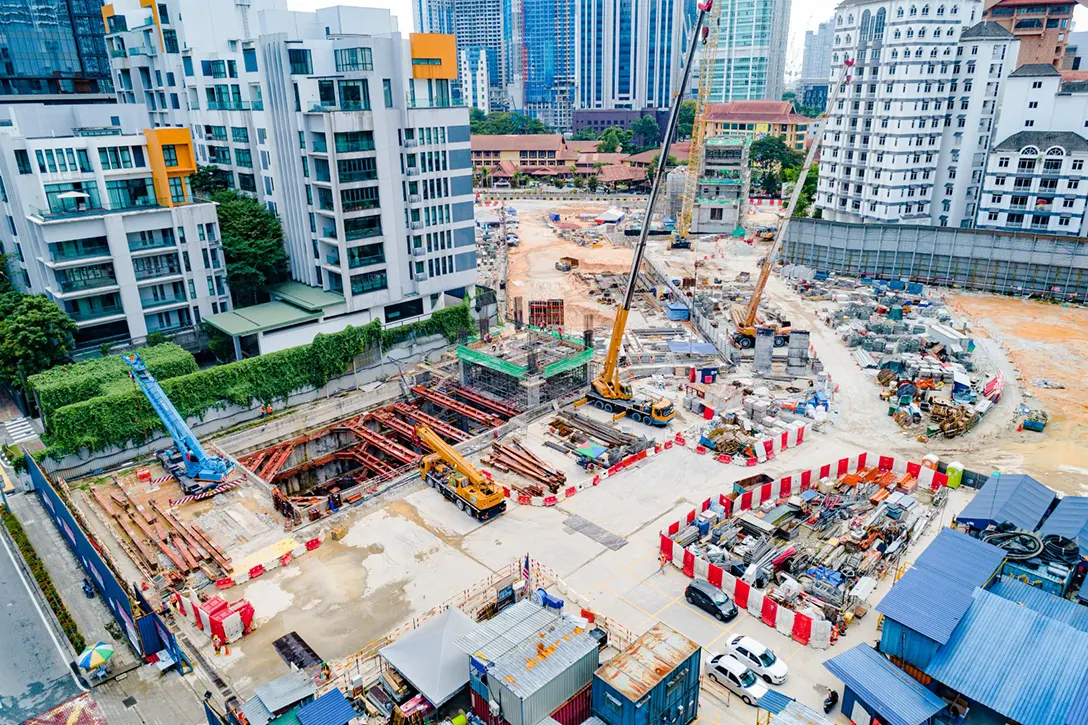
[457,330,592,409]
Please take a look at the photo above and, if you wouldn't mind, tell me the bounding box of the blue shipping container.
[665,302,690,321]
[592,624,701,725]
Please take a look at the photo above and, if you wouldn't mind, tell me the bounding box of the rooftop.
[594,623,700,702]
[959,21,1015,39]
[455,600,560,665]
[487,616,598,699]
[994,130,1088,154]
[910,527,1006,588]
[988,577,1088,633]
[706,101,814,125]
[267,281,345,312]
[1010,63,1063,78]
[824,644,946,725]
[204,301,322,338]
[876,565,978,644]
[471,134,566,152]
[955,473,1057,531]
[1037,495,1088,557]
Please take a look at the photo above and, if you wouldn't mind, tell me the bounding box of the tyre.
[742,696,753,706]
[738,336,754,349]
[774,336,787,348]
[686,593,695,604]
[630,413,641,423]
[594,400,605,410]
[604,403,614,413]
[762,674,773,684]
[715,610,725,621]
[709,674,720,685]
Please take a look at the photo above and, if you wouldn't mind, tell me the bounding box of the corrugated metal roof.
[988,577,1088,633]
[1065,671,1088,725]
[755,690,793,714]
[875,566,977,644]
[487,616,598,699]
[295,689,355,725]
[912,528,1005,588]
[254,670,317,714]
[956,473,1057,531]
[1038,496,1088,557]
[456,600,561,665]
[594,623,700,702]
[240,697,274,725]
[823,645,946,725]
[770,700,836,725]
[925,589,1088,725]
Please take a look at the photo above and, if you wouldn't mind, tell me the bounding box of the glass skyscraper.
[704,0,790,102]
[0,0,112,97]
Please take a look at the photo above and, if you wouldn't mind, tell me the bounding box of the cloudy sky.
[286,0,1088,79]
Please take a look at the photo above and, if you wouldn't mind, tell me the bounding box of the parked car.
[706,653,768,705]
[685,579,738,621]
[723,635,788,684]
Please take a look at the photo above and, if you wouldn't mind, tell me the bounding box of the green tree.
[572,127,599,140]
[471,111,551,135]
[189,164,230,195]
[787,165,819,217]
[587,175,600,192]
[0,253,16,296]
[677,100,697,140]
[211,190,290,307]
[597,126,633,153]
[760,170,782,197]
[630,115,661,150]
[145,331,168,347]
[750,136,803,170]
[469,107,488,132]
[0,294,77,386]
[646,154,679,181]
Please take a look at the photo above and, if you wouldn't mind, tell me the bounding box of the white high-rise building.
[703,0,791,102]
[0,104,230,350]
[802,20,836,83]
[459,47,493,113]
[975,63,1088,236]
[104,1,477,353]
[816,0,1018,228]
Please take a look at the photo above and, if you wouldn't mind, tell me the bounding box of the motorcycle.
[81,578,95,599]
[823,689,839,715]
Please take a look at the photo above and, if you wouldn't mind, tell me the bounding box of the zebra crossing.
[4,417,38,444]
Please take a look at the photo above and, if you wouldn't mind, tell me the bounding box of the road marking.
[0,519,87,693]
[783,642,805,661]
[4,418,37,444]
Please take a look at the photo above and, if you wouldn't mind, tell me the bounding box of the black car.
[685,579,738,621]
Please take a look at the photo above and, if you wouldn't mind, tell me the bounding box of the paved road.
[0,521,84,724]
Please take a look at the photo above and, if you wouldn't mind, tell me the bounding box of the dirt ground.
[947,295,1088,494]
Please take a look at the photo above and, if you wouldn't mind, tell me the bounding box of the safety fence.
[658,452,948,650]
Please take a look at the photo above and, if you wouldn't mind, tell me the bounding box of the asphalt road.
[0,522,84,724]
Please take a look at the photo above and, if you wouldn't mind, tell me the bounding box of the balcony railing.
[342,199,379,212]
[348,254,384,269]
[58,277,117,293]
[134,265,181,281]
[141,293,187,309]
[345,227,382,241]
[406,168,420,177]
[412,246,426,258]
[1030,223,1050,231]
[206,100,252,111]
[128,237,176,252]
[110,49,127,58]
[404,139,418,148]
[321,228,338,240]
[406,98,464,109]
[409,220,424,231]
[338,170,378,183]
[68,304,123,321]
[51,245,111,262]
[335,141,376,154]
[408,194,422,203]
[251,100,264,111]
[313,141,328,153]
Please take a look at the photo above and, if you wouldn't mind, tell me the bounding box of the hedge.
[28,343,198,417]
[1,506,86,652]
[42,303,471,456]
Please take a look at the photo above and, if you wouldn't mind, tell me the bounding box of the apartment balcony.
[128,238,177,254]
[325,252,342,268]
[345,227,382,242]
[206,100,253,111]
[140,293,188,310]
[406,99,464,110]
[1030,223,1050,231]
[408,194,422,204]
[54,277,120,298]
[338,170,378,183]
[45,243,112,268]
[68,304,125,323]
[347,253,385,269]
[134,265,182,283]
[405,168,420,177]
[404,139,418,148]
[409,220,424,231]
[335,141,376,154]
[414,268,429,281]
[110,49,127,58]
[412,246,426,258]
[342,199,380,213]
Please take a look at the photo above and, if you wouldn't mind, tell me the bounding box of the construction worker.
[658,551,668,575]
[321,662,332,681]
[213,634,222,656]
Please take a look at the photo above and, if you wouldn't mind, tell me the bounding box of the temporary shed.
[1037,495,1088,558]
[594,209,625,224]
[988,577,1088,633]
[877,566,977,669]
[295,689,356,725]
[239,671,317,725]
[955,473,1056,532]
[485,616,599,725]
[592,623,701,725]
[380,607,477,706]
[910,528,1005,588]
[456,600,562,668]
[923,588,1088,725]
[823,644,946,725]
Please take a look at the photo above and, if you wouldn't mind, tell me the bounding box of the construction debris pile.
[807,278,1004,438]
[544,409,654,470]
[668,465,946,628]
[691,381,826,457]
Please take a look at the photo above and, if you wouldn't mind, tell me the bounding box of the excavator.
[585,0,717,426]
[730,58,856,350]
[415,424,506,521]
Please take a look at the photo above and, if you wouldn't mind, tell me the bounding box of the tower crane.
[122,353,235,491]
[730,57,856,350]
[415,424,506,520]
[587,0,714,425]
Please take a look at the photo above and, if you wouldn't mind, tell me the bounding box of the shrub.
[145,331,168,347]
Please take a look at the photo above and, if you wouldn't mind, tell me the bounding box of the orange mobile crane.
[587,0,715,426]
[730,57,856,350]
[416,424,506,520]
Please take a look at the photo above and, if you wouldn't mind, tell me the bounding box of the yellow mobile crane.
[416,424,507,520]
[587,0,715,426]
[671,0,723,250]
[730,58,856,350]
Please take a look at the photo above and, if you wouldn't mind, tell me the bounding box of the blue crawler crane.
[123,353,235,490]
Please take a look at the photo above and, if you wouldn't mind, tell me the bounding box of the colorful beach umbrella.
[77,642,115,670]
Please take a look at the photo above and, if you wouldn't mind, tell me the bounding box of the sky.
[287,0,1088,80]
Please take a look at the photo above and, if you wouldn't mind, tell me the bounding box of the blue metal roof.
[912,528,1005,588]
[956,473,1056,531]
[823,645,946,725]
[1038,496,1088,557]
[756,690,793,714]
[295,689,355,725]
[925,589,1088,725]
[988,577,1088,633]
[1065,671,1088,725]
[876,566,977,644]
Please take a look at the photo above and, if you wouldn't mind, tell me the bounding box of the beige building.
[470,135,572,169]
[983,0,1085,67]
[704,101,814,152]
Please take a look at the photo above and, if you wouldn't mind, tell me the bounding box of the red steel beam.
[369,410,432,451]
[335,420,420,465]
[449,385,521,419]
[411,385,503,428]
[335,447,397,475]
[392,403,471,443]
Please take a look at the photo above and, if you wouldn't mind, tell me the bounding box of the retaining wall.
[782,218,1088,301]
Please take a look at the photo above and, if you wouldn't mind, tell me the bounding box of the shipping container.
[550,685,592,725]
[592,624,701,725]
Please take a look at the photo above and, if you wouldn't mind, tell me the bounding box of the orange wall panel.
[410,33,458,80]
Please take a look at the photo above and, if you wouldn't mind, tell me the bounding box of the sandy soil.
[504,201,634,331]
[948,295,1088,494]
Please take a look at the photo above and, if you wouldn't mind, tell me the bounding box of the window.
[14,150,31,174]
[318,80,336,106]
[1032,81,1042,89]
[998,157,1009,168]
[105,177,155,209]
[335,47,373,72]
[1028,101,1038,109]
[183,56,194,76]
[162,144,178,167]
[168,177,186,203]
[338,79,370,110]
[1025,120,1035,127]
[239,173,256,192]
[1073,160,1084,171]
[234,149,253,168]
[243,48,258,73]
[288,48,313,75]
[163,29,179,53]
[201,59,227,78]
[383,79,393,108]
[204,125,228,141]
[231,127,249,143]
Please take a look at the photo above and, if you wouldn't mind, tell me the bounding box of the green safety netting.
[457,345,527,378]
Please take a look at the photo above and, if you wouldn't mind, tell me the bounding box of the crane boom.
[593,1,714,401]
[738,58,856,332]
[416,424,488,488]
[123,353,235,482]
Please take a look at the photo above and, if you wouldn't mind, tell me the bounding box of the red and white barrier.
[658,452,947,649]
[212,534,324,590]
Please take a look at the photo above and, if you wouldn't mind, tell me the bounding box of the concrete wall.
[782,218,1088,301]
[45,335,449,481]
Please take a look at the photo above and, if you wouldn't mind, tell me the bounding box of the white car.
[706,653,768,705]
[723,635,789,684]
